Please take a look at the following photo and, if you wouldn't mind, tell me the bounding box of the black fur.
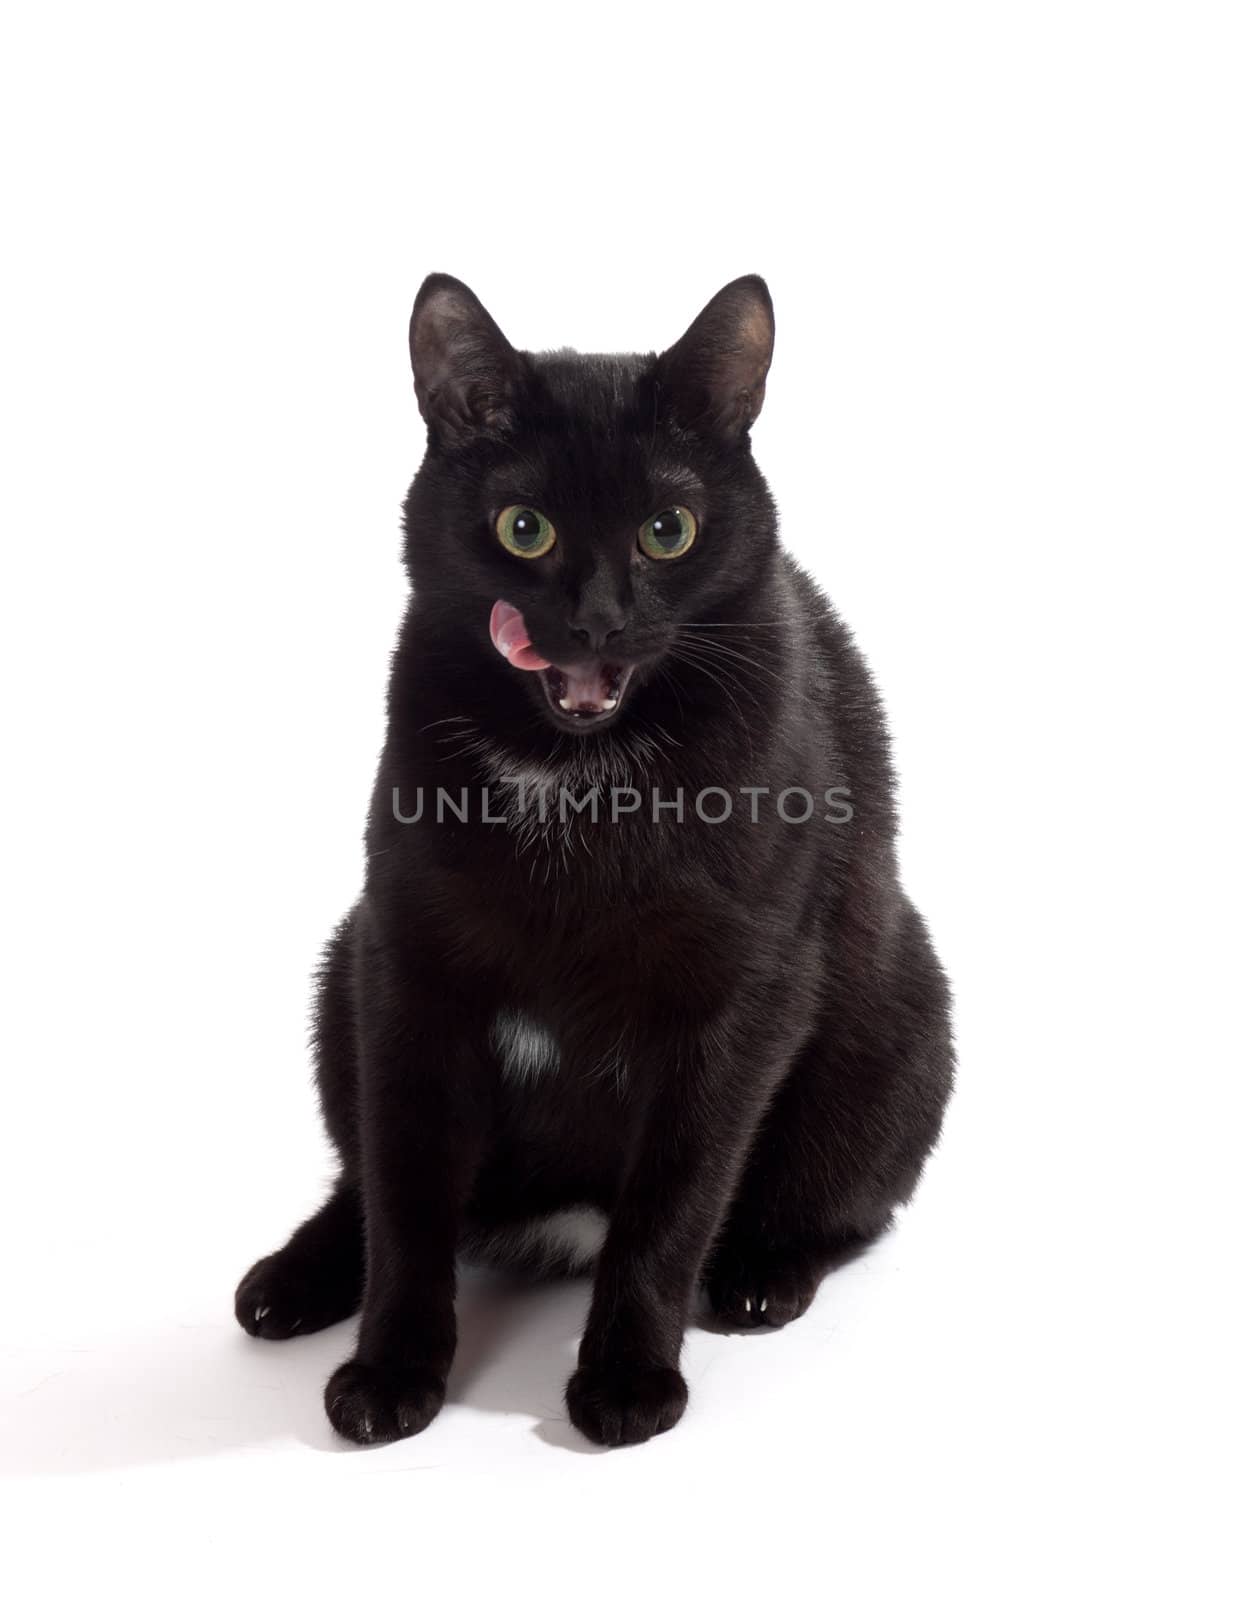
[235,274,954,1448]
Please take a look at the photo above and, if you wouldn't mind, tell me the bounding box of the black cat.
[235,274,954,1447]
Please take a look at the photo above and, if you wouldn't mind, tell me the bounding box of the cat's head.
[403,273,777,736]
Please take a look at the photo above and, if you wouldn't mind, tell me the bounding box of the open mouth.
[539,661,635,726]
[489,600,634,731]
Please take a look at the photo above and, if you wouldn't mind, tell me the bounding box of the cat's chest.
[468,740,693,868]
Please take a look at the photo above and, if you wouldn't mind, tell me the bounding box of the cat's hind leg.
[235,1180,363,1339]
[704,1221,889,1330]
[705,899,953,1330]
[236,914,365,1339]
[704,1039,897,1328]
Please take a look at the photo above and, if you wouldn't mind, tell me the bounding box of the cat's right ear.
[409,274,521,447]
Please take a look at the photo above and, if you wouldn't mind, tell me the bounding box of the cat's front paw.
[324,1359,445,1445]
[566,1362,688,1446]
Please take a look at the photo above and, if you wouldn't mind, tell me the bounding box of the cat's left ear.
[409,273,522,447]
[656,276,775,439]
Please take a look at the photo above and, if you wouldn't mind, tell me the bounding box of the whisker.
[670,640,778,701]
[664,648,758,764]
[679,611,835,630]
[673,634,818,710]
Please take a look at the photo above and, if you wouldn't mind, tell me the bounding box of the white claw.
[759,1297,768,1313]
[744,1296,752,1314]
[254,1306,270,1321]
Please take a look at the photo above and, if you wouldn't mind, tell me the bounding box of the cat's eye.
[496,505,557,559]
[638,506,698,561]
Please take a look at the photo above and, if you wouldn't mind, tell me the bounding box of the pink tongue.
[489,600,551,672]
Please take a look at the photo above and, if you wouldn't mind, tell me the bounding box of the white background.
[1,3,1234,1595]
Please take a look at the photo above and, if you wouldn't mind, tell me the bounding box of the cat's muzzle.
[490,598,635,731]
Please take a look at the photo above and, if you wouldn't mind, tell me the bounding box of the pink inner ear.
[489,600,551,671]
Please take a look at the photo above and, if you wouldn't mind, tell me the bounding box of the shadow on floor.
[1,1268,599,1477]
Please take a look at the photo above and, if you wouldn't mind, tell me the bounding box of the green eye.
[496,505,557,559]
[638,505,698,560]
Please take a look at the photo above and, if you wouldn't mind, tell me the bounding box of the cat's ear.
[657,276,775,440]
[409,274,521,447]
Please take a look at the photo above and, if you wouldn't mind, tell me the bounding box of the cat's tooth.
[602,697,617,711]
[559,698,572,710]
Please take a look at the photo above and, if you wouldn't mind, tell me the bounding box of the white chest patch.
[490,1009,560,1085]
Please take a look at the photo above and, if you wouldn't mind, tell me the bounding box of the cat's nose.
[568,611,627,653]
